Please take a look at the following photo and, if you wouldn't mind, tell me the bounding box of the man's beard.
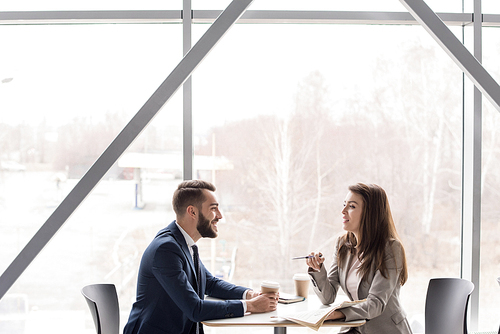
[196,211,217,238]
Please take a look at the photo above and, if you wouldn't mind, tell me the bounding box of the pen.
[291,254,323,260]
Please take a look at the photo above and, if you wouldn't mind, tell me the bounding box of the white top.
[345,254,362,301]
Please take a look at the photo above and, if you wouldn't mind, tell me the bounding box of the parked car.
[0,161,26,172]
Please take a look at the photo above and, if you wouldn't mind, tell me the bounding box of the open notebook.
[279,299,366,331]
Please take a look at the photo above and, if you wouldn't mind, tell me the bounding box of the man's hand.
[246,292,278,313]
[245,290,260,300]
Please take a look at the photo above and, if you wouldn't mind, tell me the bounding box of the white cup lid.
[293,273,310,281]
[260,280,280,289]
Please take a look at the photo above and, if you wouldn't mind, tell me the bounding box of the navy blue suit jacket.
[123,221,247,334]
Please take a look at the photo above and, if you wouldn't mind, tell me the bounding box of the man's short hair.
[172,180,216,216]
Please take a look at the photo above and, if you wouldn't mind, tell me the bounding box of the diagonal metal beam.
[399,0,500,113]
[0,0,254,300]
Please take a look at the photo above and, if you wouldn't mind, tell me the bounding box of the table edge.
[202,319,366,328]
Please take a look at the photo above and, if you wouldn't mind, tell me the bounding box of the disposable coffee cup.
[260,281,280,294]
[293,273,310,298]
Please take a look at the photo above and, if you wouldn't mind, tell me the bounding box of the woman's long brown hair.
[338,183,408,286]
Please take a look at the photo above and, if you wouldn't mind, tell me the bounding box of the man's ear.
[186,205,197,219]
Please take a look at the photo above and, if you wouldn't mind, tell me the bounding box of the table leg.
[274,327,286,334]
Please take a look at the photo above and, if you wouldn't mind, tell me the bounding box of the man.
[123,180,278,334]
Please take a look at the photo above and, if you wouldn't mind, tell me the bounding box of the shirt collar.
[175,221,196,248]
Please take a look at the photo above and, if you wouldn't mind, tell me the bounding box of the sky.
[1,0,499,131]
[0,24,467,126]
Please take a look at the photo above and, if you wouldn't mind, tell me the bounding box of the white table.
[202,296,366,334]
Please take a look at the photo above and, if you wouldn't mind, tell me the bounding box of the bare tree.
[370,44,462,236]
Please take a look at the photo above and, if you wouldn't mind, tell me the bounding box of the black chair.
[425,278,474,334]
[81,284,120,334]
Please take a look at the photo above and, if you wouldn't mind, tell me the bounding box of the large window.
[0,24,183,334]
[479,27,500,332]
[193,22,464,331]
[0,2,498,333]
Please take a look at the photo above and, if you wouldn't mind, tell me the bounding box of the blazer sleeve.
[308,237,342,305]
[340,239,405,321]
[204,266,247,300]
[151,240,245,322]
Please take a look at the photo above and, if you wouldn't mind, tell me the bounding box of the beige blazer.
[309,237,412,334]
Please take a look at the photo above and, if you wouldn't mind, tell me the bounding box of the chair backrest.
[81,284,120,334]
[425,278,474,334]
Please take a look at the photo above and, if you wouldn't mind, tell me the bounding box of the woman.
[306,183,412,334]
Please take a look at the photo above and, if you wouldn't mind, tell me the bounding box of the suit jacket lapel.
[163,221,198,281]
[357,260,376,300]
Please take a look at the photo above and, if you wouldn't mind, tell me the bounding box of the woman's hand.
[326,310,346,320]
[305,252,324,271]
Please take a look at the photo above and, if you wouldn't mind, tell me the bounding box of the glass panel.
[0,23,182,334]
[0,0,180,11]
[463,0,500,13]
[483,0,500,14]
[193,0,463,13]
[193,23,463,333]
[478,27,500,333]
